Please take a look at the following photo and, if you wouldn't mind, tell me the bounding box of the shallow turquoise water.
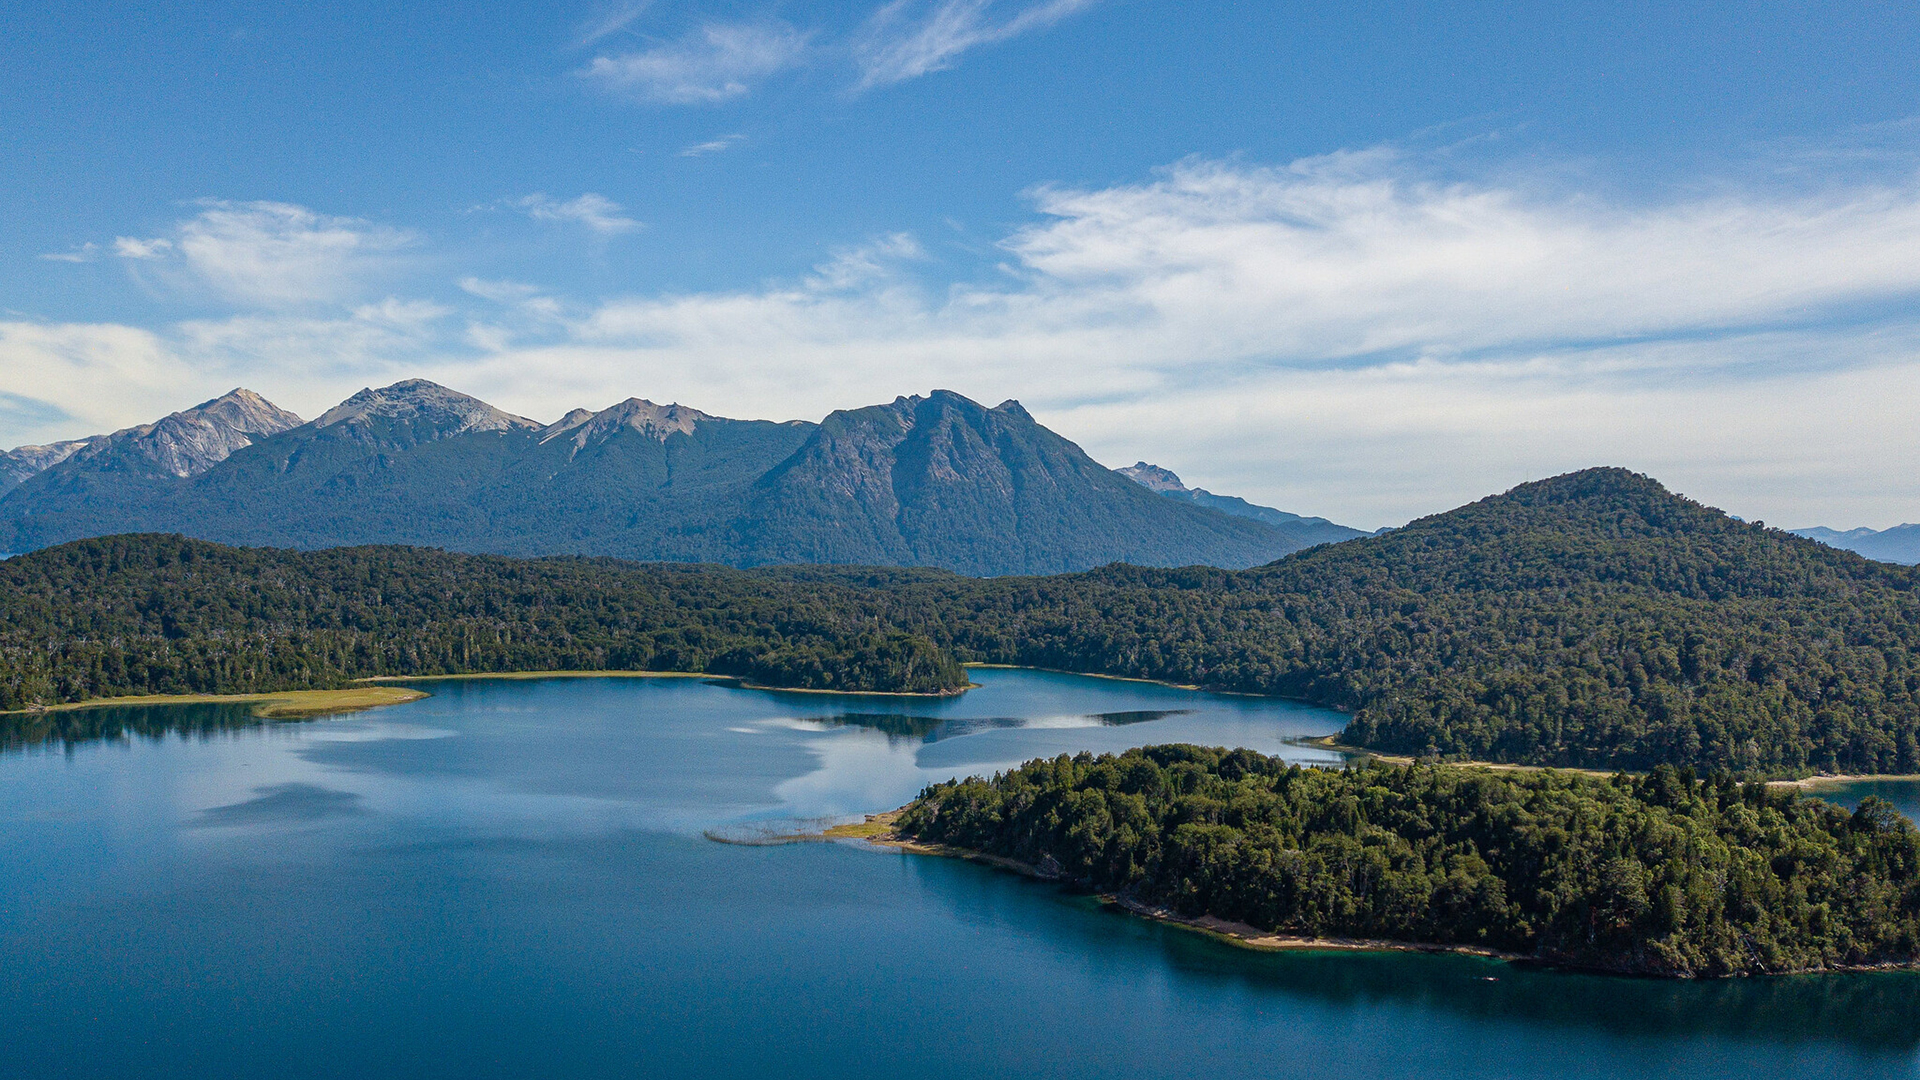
[2,669,1916,1079]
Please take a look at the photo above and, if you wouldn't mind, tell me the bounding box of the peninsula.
[889,746,1920,978]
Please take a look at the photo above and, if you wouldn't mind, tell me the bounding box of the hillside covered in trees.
[880,468,1920,776]
[896,746,1920,977]
[3,468,1918,778]
[0,535,966,707]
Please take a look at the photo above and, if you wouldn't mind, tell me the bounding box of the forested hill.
[5,468,1919,777]
[885,468,1920,776]
[0,535,968,707]
[897,747,1920,977]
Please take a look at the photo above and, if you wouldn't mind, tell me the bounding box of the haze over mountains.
[0,380,1356,575]
[1790,525,1920,566]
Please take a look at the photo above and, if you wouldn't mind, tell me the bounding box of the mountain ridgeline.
[1793,524,1920,566]
[0,381,1348,575]
[3,469,1917,777]
[1117,461,1368,546]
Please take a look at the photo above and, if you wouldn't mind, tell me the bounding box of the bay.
[1,668,1915,1079]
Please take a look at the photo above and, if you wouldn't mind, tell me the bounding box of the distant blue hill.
[1790,524,1920,566]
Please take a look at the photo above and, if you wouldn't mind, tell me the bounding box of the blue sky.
[6,0,1920,528]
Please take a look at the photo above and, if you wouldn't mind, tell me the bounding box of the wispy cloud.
[114,237,173,259]
[853,0,1095,90]
[108,201,415,307]
[678,134,743,157]
[514,193,642,235]
[578,1,650,46]
[580,21,808,104]
[38,242,100,263]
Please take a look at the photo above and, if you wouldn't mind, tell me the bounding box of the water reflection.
[815,707,1191,742]
[910,853,1920,1053]
[0,701,272,753]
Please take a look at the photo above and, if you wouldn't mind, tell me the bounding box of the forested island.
[4,468,1918,778]
[894,746,1920,977]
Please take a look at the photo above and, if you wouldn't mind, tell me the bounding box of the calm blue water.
[2,669,1916,1079]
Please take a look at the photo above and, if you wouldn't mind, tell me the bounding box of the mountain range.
[0,381,1356,575]
[1790,525,1920,566]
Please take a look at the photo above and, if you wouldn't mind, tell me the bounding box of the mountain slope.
[1119,461,1368,546]
[738,393,1315,574]
[0,389,300,498]
[1794,524,1920,565]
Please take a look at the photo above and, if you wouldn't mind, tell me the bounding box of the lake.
[2,668,1916,1079]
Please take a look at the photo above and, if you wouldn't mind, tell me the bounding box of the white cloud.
[853,0,1094,90]
[678,134,743,157]
[0,321,196,446]
[114,236,173,259]
[515,193,642,235]
[110,201,415,307]
[581,21,807,104]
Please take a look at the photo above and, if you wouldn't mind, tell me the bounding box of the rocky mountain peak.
[1119,462,1189,494]
[120,388,306,478]
[314,379,540,437]
[2,388,305,487]
[539,398,710,452]
[0,438,101,492]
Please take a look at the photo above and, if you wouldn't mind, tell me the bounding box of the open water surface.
[2,668,1916,1079]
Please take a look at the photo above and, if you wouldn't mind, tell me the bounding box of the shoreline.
[835,810,1525,961]
[1769,773,1920,790]
[964,663,1314,702]
[833,810,1919,977]
[11,667,975,716]
[370,669,976,698]
[1311,737,1620,779]
[1,685,428,720]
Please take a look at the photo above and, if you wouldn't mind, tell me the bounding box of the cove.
[1,668,1916,1079]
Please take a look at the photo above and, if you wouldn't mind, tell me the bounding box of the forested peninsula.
[895,746,1920,977]
[4,468,1918,778]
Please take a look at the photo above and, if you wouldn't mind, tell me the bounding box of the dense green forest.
[0,534,965,708]
[896,746,1920,977]
[4,468,1918,777]
[871,468,1920,776]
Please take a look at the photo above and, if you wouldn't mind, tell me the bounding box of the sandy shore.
[1769,774,1920,790]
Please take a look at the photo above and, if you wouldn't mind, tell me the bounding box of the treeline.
[5,469,1920,778]
[0,534,965,708]
[897,746,1920,977]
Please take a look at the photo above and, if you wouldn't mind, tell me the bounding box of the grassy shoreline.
[1,685,428,719]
